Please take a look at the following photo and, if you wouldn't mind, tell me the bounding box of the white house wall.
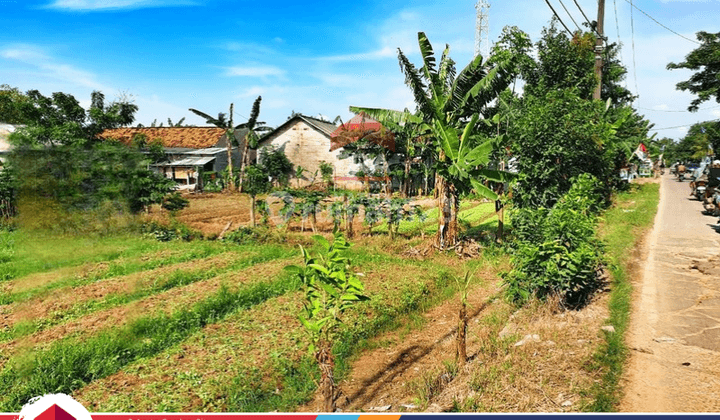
[261,120,374,189]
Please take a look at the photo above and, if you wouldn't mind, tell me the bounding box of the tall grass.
[586,183,660,411]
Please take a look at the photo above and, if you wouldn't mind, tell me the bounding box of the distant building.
[258,113,387,190]
[99,127,251,189]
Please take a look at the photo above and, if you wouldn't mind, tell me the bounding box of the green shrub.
[161,192,189,212]
[504,174,604,308]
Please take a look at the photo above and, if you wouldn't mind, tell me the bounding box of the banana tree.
[189,96,271,192]
[235,96,273,192]
[189,104,238,191]
[351,32,518,249]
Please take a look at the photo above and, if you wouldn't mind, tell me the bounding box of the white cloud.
[1,44,107,91]
[44,0,199,11]
[225,66,285,78]
[237,86,265,98]
[318,47,396,63]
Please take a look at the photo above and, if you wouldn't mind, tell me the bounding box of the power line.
[558,0,581,31]
[543,0,574,36]
[629,0,639,102]
[648,120,720,131]
[571,0,592,27]
[648,124,690,131]
[638,105,720,113]
[622,0,700,45]
[613,0,621,42]
[571,0,602,38]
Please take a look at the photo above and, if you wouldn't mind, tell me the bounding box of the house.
[257,113,385,190]
[99,126,251,189]
[0,124,19,168]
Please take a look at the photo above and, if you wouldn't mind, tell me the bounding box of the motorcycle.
[695,180,707,201]
[704,178,720,216]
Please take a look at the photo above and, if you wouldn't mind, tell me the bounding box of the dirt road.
[620,173,720,412]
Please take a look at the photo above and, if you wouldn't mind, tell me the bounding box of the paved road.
[620,174,720,412]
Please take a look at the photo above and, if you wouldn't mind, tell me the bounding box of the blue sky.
[1,0,718,141]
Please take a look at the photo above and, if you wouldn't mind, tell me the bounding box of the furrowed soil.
[3,187,664,413]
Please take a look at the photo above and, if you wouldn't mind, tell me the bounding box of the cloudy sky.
[1,0,718,141]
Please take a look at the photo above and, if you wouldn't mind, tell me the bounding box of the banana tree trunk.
[238,136,250,193]
[457,301,467,367]
[435,176,458,249]
[403,155,411,198]
[250,195,256,227]
[315,342,336,412]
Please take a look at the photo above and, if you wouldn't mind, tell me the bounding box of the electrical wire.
[630,0,639,103]
[571,0,602,38]
[571,0,592,27]
[558,0,581,31]
[543,0,574,36]
[622,0,700,45]
[613,0,621,42]
[613,0,629,92]
[638,105,720,113]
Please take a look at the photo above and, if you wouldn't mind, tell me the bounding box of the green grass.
[0,269,302,411]
[0,246,297,342]
[1,241,233,305]
[586,183,660,411]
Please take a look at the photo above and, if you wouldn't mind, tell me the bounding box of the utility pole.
[593,0,605,100]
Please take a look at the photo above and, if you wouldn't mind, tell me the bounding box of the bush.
[222,226,280,245]
[161,192,189,212]
[143,220,202,242]
[504,175,605,308]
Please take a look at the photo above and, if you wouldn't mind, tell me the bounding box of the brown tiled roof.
[99,127,228,149]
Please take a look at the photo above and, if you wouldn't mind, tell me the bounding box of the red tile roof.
[99,127,227,149]
[330,112,395,152]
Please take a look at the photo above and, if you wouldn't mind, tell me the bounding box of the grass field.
[0,186,658,413]
[0,194,507,412]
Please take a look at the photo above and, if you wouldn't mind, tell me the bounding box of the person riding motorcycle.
[677,162,686,181]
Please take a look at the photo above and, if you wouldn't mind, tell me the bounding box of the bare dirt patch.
[147,192,441,238]
[298,282,612,413]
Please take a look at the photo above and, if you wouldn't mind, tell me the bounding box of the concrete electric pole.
[593,0,605,100]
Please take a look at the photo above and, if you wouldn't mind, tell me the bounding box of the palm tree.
[189,96,271,192]
[351,32,518,249]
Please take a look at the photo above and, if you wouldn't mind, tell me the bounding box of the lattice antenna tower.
[475,0,490,58]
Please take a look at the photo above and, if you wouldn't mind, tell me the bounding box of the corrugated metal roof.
[153,156,216,167]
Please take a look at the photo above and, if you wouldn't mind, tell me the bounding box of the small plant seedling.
[284,233,369,412]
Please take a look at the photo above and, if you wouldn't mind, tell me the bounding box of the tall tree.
[0,85,31,125]
[667,31,720,111]
[352,32,517,249]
